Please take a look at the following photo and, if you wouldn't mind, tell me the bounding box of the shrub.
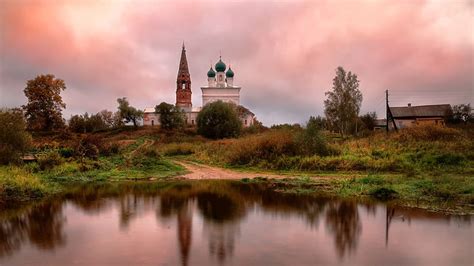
[197,101,242,139]
[369,187,398,200]
[74,135,107,159]
[58,147,75,158]
[37,151,63,170]
[0,108,32,164]
[296,116,329,156]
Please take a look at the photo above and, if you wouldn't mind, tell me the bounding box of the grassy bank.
[238,173,473,214]
[156,124,473,213]
[0,129,187,204]
[1,125,473,214]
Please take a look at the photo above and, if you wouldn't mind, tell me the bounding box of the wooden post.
[386,90,389,132]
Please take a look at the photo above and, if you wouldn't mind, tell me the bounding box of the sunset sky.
[0,0,472,125]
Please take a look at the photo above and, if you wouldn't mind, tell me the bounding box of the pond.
[0,181,472,266]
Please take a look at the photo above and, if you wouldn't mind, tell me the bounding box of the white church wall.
[143,112,160,126]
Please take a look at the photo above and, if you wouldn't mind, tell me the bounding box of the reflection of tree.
[197,192,245,264]
[119,194,139,230]
[69,192,110,215]
[204,221,239,265]
[0,201,66,257]
[325,201,361,258]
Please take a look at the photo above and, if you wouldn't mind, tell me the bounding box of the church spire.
[176,44,192,108]
[177,44,190,79]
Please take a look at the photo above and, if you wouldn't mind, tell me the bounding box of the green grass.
[0,166,55,204]
[245,173,474,214]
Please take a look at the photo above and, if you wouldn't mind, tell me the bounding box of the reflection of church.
[144,45,255,127]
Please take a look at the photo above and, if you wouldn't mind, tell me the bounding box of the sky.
[0,0,472,126]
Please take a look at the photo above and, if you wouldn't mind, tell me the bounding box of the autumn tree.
[359,112,377,131]
[324,67,363,137]
[117,97,143,127]
[23,74,66,131]
[0,108,32,164]
[155,102,185,130]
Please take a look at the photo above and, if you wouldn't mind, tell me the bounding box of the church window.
[151,120,154,126]
[182,83,186,90]
[192,120,195,125]
[245,119,247,125]
[219,75,223,82]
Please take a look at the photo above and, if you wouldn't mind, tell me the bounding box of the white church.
[143,45,255,127]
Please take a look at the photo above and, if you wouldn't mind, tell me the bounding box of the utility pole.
[386,90,389,132]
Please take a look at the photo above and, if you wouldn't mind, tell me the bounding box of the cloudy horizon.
[1,0,472,126]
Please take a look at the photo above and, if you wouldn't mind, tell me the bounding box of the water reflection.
[0,181,472,265]
[0,201,66,257]
[325,202,361,257]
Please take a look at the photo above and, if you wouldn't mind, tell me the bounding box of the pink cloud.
[0,0,472,125]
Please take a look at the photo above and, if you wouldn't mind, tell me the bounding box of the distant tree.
[69,110,116,133]
[298,116,329,156]
[196,101,241,139]
[155,102,185,130]
[0,108,32,164]
[117,97,143,127]
[98,110,114,128]
[450,104,472,124]
[324,67,363,137]
[270,123,303,131]
[311,115,327,130]
[112,111,124,128]
[359,112,377,131]
[69,114,87,133]
[23,74,66,131]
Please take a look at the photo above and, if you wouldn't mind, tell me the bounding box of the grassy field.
[1,124,473,214]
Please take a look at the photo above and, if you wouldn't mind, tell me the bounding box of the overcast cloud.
[0,0,472,125]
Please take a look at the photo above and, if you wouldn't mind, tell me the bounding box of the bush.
[296,116,330,156]
[58,147,75,158]
[38,151,63,170]
[74,135,103,159]
[369,187,398,200]
[0,109,32,164]
[197,101,242,139]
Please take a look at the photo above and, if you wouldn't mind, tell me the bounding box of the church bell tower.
[176,44,192,108]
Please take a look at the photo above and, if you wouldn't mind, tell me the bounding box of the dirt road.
[173,160,309,180]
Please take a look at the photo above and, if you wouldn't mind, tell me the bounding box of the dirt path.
[173,160,320,180]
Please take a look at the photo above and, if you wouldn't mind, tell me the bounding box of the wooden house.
[388,104,452,130]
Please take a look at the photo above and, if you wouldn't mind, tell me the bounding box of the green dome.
[225,67,234,78]
[215,58,226,72]
[207,67,216,77]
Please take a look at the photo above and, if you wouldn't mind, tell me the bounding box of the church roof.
[215,57,226,72]
[177,44,191,81]
[207,67,216,77]
[226,67,234,77]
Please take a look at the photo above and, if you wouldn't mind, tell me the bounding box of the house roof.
[237,105,255,116]
[390,104,452,118]
[144,107,155,113]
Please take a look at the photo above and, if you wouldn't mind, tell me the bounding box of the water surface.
[0,181,472,266]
